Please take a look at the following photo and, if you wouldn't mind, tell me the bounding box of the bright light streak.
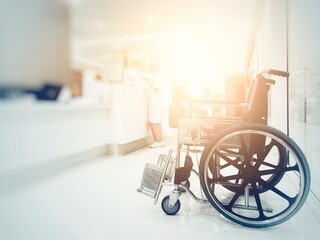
[175,33,211,73]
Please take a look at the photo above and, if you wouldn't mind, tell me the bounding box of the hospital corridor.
[1,0,320,239]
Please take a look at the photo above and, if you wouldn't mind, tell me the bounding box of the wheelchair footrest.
[138,163,163,197]
[137,154,176,199]
[137,186,157,198]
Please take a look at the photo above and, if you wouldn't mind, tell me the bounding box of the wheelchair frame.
[137,69,311,228]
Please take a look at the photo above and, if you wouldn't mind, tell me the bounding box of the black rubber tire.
[199,123,311,228]
[161,195,181,215]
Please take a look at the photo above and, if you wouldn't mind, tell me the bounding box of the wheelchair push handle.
[267,69,289,78]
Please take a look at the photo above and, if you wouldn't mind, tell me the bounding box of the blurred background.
[0,0,319,236]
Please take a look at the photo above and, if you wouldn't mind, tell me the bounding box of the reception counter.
[0,84,152,177]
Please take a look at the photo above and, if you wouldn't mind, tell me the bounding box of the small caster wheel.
[161,195,181,215]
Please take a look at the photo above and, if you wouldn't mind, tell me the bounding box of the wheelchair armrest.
[181,98,248,107]
[180,98,250,119]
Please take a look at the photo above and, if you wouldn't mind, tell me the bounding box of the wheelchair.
[137,69,311,228]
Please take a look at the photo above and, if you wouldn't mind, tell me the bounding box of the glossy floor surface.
[0,136,319,240]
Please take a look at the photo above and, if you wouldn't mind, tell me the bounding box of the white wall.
[251,0,288,133]
[0,0,71,88]
[287,0,320,201]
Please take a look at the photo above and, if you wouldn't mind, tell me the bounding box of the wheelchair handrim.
[202,126,310,227]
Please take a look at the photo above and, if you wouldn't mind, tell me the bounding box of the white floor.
[0,136,319,240]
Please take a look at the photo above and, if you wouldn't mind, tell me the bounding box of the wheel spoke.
[256,139,277,163]
[219,147,241,155]
[257,165,299,177]
[259,179,296,204]
[239,134,249,160]
[225,181,247,210]
[251,184,267,220]
[259,161,279,168]
[220,161,233,169]
[205,171,244,186]
[215,151,242,170]
[206,175,214,185]
[215,173,244,182]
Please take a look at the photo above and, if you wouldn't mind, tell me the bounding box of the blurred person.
[143,63,165,148]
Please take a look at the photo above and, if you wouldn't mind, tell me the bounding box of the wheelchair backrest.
[244,75,274,124]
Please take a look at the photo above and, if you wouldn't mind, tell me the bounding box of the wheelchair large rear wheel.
[199,123,310,228]
[207,139,287,194]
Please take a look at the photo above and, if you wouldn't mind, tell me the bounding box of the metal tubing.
[244,184,250,207]
[154,149,176,204]
[162,182,207,204]
[169,190,181,207]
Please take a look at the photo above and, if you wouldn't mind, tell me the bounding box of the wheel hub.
[242,165,260,183]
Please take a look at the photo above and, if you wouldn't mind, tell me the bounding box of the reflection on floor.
[0,135,319,240]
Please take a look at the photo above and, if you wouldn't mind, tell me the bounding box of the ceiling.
[68,0,260,80]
